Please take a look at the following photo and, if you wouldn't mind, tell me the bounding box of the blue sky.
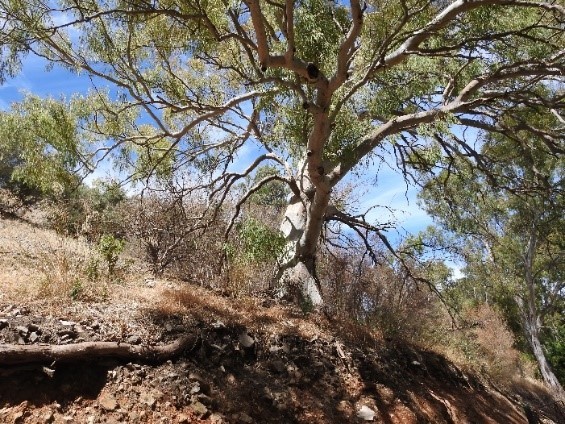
[0,54,435,246]
[0,56,92,107]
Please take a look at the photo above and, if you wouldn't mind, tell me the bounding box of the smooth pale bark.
[275,189,329,307]
[521,230,564,395]
[522,307,564,394]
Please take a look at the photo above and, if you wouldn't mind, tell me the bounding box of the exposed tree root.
[0,335,199,366]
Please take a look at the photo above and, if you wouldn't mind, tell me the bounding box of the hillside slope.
[0,215,563,423]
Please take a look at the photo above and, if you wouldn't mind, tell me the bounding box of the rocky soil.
[1,293,564,424]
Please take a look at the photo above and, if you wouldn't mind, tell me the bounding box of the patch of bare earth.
[1,216,564,423]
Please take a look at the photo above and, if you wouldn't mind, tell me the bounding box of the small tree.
[97,234,125,276]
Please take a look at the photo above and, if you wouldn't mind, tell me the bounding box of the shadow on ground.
[1,284,563,423]
[0,363,111,407]
[136,288,565,423]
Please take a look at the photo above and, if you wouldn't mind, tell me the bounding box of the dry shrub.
[225,261,275,298]
[319,251,441,341]
[35,238,125,301]
[47,182,127,240]
[171,217,226,285]
[431,303,527,385]
[126,192,225,282]
[0,188,25,216]
[123,189,283,295]
[465,303,522,382]
[123,187,284,296]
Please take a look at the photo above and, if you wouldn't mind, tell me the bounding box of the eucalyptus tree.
[0,0,563,305]
[419,107,564,392]
[0,95,88,197]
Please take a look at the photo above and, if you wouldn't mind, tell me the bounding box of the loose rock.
[99,393,118,411]
[357,405,376,421]
[190,401,208,417]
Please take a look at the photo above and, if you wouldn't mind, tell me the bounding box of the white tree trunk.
[523,309,564,395]
[521,229,564,395]
[274,194,325,307]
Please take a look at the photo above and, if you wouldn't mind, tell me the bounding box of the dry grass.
[0,217,87,301]
[151,279,386,352]
[0,216,147,306]
[155,282,335,341]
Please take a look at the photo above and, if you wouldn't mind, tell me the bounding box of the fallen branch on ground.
[0,335,199,366]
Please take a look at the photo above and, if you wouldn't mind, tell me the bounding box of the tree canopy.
[0,0,563,305]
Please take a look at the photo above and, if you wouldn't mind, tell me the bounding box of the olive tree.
[0,0,563,305]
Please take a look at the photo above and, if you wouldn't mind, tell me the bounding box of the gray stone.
[139,392,157,408]
[211,320,225,329]
[28,323,40,332]
[209,413,225,424]
[238,332,254,348]
[42,367,55,378]
[12,411,24,424]
[127,335,142,345]
[99,393,118,411]
[190,382,200,394]
[42,411,54,423]
[357,405,376,421]
[268,360,286,374]
[196,394,213,407]
[16,326,29,336]
[238,413,254,423]
[58,330,77,338]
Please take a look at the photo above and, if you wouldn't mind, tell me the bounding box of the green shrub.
[235,218,286,263]
[97,234,125,275]
[70,279,83,300]
[220,218,286,297]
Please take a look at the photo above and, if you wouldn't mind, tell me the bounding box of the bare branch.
[224,174,291,238]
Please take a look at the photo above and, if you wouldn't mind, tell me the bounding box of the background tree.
[0,95,86,208]
[0,0,563,305]
[419,107,564,392]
